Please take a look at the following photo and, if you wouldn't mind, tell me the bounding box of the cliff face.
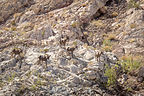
[0,0,34,23]
[0,0,144,95]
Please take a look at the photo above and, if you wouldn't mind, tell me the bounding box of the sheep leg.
[45,61,47,68]
[71,52,74,58]
[97,57,99,62]
[19,60,22,69]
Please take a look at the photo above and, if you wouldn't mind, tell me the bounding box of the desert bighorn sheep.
[95,50,103,62]
[38,54,51,67]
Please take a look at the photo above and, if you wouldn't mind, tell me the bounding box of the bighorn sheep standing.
[11,48,24,69]
[95,50,103,62]
[38,54,50,67]
[66,45,77,58]
[59,35,69,47]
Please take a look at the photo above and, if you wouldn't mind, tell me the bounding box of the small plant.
[71,21,79,28]
[35,75,45,87]
[103,39,112,46]
[41,30,45,38]
[83,43,88,49]
[26,71,32,78]
[0,30,3,35]
[130,23,137,29]
[102,38,113,52]
[7,72,16,82]
[120,55,142,73]
[16,84,27,95]
[82,3,87,7]
[128,38,135,43]
[91,20,104,27]
[73,41,77,46]
[102,45,112,52]
[88,46,95,50]
[102,36,117,52]
[104,64,118,87]
[111,12,118,17]
[107,34,116,41]
[0,17,4,22]
[41,49,49,53]
[30,84,37,91]
[122,31,127,35]
[11,20,16,26]
[3,27,10,31]
[89,32,93,37]
[20,31,27,36]
[127,87,133,92]
[11,26,17,31]
[128,0,140,9]
[53,24,56,27]
[102,33,108,38]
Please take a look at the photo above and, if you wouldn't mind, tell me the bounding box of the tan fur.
[59,36,69,47]
[95,50,103,62]
[11,48,23,57]
[38,54,50,67]
[67,47,75,53]
[66,46,77,57]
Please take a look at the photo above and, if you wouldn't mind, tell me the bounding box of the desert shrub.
[30,84,37,91]
[120,55,142,73]
[102,39,113,52]
[107,34,116,41]
[102,45,112,52]
[11,26,17,31]
[7,72,16,82]
[130,23,137,29]
[103,39,111,46]
[104,64,119,87]
[71,21,79,28]
[128,0,140,9]
[91,20,104,27]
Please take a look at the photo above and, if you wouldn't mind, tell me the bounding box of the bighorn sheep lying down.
[38,54,50,67]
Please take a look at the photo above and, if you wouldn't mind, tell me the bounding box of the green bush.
[104,64,118,87]
[120,56,142,73]
[7,72,16,82]
[103,39,111,46]
[102,39,113,52]
[128,0,140,9]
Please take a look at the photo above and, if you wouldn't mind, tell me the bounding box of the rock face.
[0,0,34,23]
[137,67,144,83]
[0,0,110,95]
[0,0,108,48]
[113,9,144,57]
[0,0,144,95]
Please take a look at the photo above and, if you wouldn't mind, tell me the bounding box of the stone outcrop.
[0,0,144,95]
[0,0,34,23]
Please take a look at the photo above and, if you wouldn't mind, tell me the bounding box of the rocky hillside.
[0,0,144,95]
